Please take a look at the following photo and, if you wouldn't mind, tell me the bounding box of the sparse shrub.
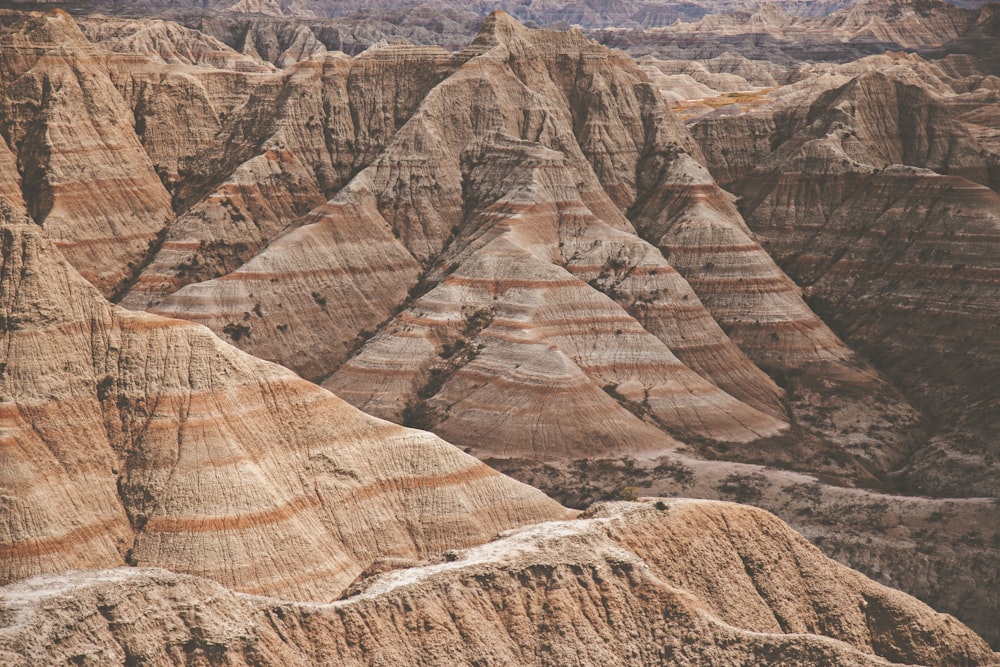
[222,323,251,342]
[401,400,436,430]
[717,472,767,504]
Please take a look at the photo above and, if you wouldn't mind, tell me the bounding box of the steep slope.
[114,10,924,503]
[691,66,1000,496]
[820,0,976,48]
[593,0,980,66]
[150,13,791,460]
[1,6,997,653]
[1,501,995,666]
[749,165,1000,496]
[326,135,785,456]
[0,204,568,600]
[0,9,174,297]
[78,17,275,71]
[118,42,459,308]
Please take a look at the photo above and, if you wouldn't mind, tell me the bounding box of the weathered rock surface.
[594,0,982,65]
[1,4,1000,656]
[146,14,796,462]
[1,500,995,666]
[78,17,275,72]
[689,62,1000,497]
[140,14,914,482]
[119,42,458,308]
[495,454,1000,650]
[0,207,568,601]
[326,134,785,456]
[0,10,174,297]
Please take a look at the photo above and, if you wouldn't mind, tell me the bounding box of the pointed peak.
[473,11,530,47]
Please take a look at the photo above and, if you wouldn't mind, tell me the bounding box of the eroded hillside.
[0,3,999,661]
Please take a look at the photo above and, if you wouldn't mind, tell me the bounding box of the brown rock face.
[326,135,784,456]
[0,10,174,297]
[0,207,567,600]
[118,42,458,309]
[78,17,275,72]
[1,6,999,657]
[593,0,980,65]
[144,13,796,460]
[690,64,1000,497]
[0,10,931,483]
[1,501,995,666]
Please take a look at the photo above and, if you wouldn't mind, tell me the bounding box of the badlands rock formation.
[0,10,174,297]
[1,501,995,666]
[594,0,985,64]
[0,204,567,600]
[690,58,1000,498]
[0,2,999,659]
[124,12,918,484]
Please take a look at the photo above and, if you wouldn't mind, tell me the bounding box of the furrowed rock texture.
[1,7,998,651]
[149,13,795,461]
[751,165,1000,495]
[0,7,936,479]
[484,446,1000,651]
[78,17,276,72]
[327,135,785,457]
[119,43,459,309]
[818,0,976,48]
[0,10,174,297]
[592,0,979,64]
[0,210,568,600]
[690,65,1000,495]
[73,11,916,480]
[1,500,995,667]
[500,15,926,475]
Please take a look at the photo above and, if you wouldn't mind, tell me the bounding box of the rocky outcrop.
[115,42,458,307]
[0,10,174,297]
[1,501,995,666]
[326,134,786,457]
[152,13,794,460]
[690,64,1000,497]
[78,17,274,71]
[746,165,1000,496]
[1,6,999,655]
[593,0,980,66]
[820,0,976,48]
[0,207,568,600]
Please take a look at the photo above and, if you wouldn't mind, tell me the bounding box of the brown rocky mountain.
[1,3,999,662]
[0,10,174,297]
[690,59,1000,499]
[594,0,987,66]
[110,10,926,492]
[2,501,995,666]
[0,203,567,600]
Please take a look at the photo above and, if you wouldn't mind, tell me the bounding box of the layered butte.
[0,10,174,297]
[135,12,919,478]
[690,57,1000,497]
[0,204,567,601]
[0,4,999,658]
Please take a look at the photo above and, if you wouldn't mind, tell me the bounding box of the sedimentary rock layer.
[146,13,794,460]
[1,500,994,666]
[0,208,567,601]
[689,62,1000,495]
[0,10,174,297]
